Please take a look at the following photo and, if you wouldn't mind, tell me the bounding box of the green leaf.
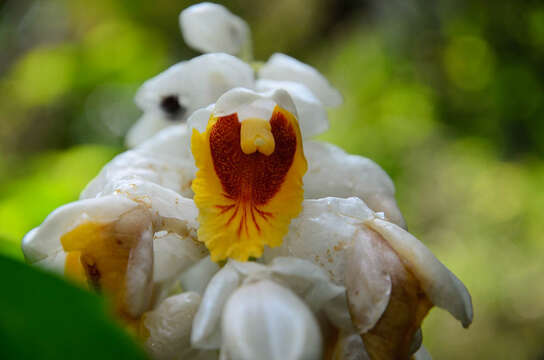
[0,255,148,360]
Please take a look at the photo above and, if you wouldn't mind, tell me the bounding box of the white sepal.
[191,264,241,349]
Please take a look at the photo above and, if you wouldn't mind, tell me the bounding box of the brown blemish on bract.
[208,111,297,235]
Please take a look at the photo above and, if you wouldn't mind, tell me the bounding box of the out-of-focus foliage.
[0,145,119,260]
[0,255,148,359]
[0,0,542,359]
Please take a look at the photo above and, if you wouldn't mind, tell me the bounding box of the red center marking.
[209,111,297,234]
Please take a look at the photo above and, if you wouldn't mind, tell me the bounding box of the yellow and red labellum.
[191,105,307,262]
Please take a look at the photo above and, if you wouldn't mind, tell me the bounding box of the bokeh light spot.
[443,36,495,91]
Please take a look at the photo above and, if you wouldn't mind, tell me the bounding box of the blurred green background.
[0,0,543,358]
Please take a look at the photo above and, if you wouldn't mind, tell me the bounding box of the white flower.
[23,196,156,317]
[127,53,254,147]
[179,2,251,57]
[191,257,344,358]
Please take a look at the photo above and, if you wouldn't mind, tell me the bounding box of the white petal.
[22,195,140,263]
[366,218,473,328]
[259,53,342,107]
[34,251,66,275]
[143,292,214,360]
[268,257,345,310]
[221,280,322,360]
[303,141,406,228]
[214,87,298,122]
[256,79,328,138]
[123,206,155,317]
[153,231,207,285]
[192,264,241,349]
[106,179,200,233]
[179,3,250,55]
[81,146,196,200]
[345,228,393,332]
[126,112,170,148]
[137,123,193,160]
[135,61,187,113]
[263,197,374,284]
[187,105,214,134]
[135,54,253,114]
[178,256,220,295]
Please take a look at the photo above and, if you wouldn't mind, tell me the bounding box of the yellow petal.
[191,105,307,261]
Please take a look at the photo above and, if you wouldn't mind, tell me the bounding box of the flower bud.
[221,280,322,360]
[179,3,251,56]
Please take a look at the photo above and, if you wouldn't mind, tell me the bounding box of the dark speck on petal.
[160,95,186,120]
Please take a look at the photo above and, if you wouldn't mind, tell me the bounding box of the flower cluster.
[22,3,472,360]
